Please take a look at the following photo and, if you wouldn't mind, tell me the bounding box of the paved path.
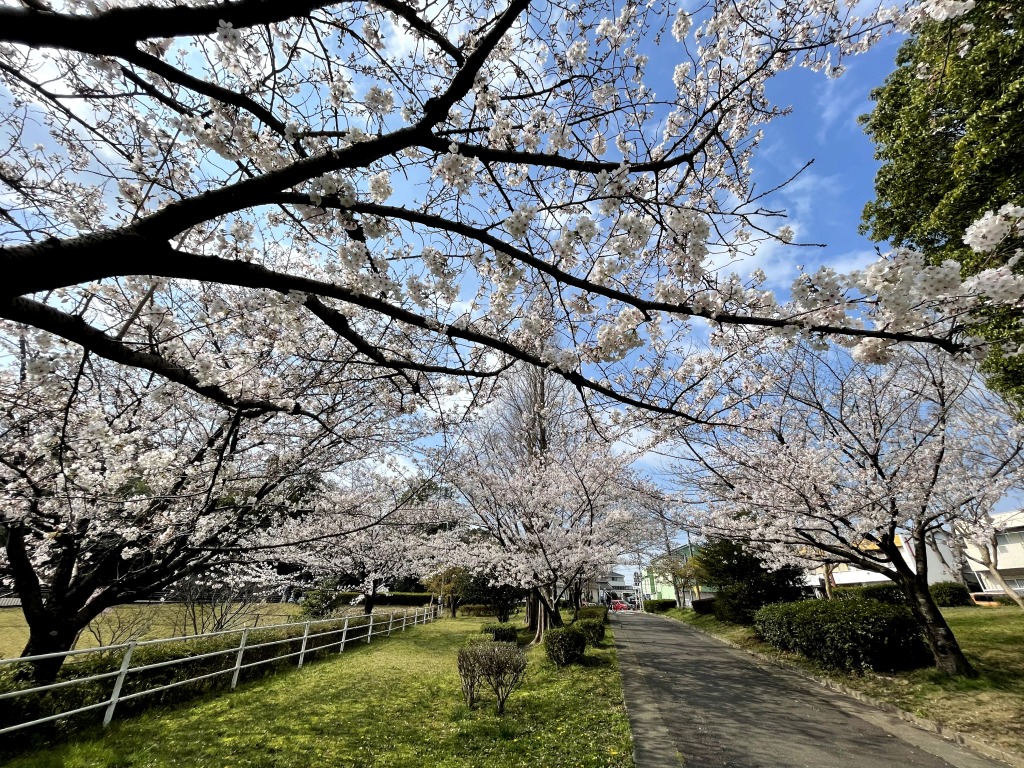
[612,611,1004,768]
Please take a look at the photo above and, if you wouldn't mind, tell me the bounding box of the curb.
[666,615,1024,768]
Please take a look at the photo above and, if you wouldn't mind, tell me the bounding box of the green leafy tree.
[860,0,1024,407]
[693,539,805,624]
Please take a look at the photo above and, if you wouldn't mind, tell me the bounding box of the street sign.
[633,572,641,585]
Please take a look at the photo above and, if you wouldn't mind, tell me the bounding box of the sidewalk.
[612,611,1006,768]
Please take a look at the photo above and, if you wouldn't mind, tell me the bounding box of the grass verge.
[664,605,1024,757]
[5,617,633,768]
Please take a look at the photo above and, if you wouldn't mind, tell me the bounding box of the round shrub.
[577,606,610,624]
[857,582,906,605]
[543,626,586,667]
[691,597,717,615]
[480,622,518,642]
[753,599,931,673]
[574,618,606,645]
[929,582,973,607]
[642,599,676,613]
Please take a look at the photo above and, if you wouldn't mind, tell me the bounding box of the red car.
[611,600,629,611]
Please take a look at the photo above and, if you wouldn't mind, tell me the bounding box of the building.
[804,533,961,595]
[587,569,638,604]
[642,543,712,607]
[962,510,1024,596]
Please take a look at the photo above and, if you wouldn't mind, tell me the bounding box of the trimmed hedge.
[929,582,973,607]
[691,597,717,615]
[753,599,930,673]
[574,618,606,645]
[543,626,586,667]
[577,606,609,624]
[0,616,373,754]
[834,583,906,605]
[480,622,519,642]
[302,591,432,617]
[459,604,496,617]
[642,599,676,613]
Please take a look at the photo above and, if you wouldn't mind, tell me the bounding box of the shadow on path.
[612,612,1003,768]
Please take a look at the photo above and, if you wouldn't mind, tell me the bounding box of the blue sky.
[734,34,907,293]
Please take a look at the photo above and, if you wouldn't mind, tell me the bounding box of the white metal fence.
[0,603,440,737]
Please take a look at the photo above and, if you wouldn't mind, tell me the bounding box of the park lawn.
[5,617,634,768]
[665,605,1024,757]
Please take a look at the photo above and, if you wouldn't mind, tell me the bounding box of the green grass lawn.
[5,617,634,768]
[665,605,1024,757]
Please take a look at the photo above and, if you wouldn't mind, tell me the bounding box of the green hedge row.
[753,599,931,672]
[691,597,717,615]
[480,623,518,642]
[577,606,609,624]
[0,615,386,754]
[459,604,497,617]
[929,582,973,607]
[833,583,906,604]
[642,599,677,613]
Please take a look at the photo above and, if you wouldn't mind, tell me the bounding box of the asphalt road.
[612,611,1005,768]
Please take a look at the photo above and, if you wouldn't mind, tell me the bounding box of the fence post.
[388,612,395,636]
[103,642,136,726]
[366,614,373,644]
[338,617,349,653]
[298,621,311,668]
[231,627,250,690]
[402,610,407,632]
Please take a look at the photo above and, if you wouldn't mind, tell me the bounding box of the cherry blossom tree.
[682,344,1024,676]
[1,0,1021,435]
[0,328,419,680]
[435,367,638,641]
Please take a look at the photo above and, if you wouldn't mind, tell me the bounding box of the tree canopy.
[860,0,1024,405]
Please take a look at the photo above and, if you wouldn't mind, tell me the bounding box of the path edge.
[663,614,1023,768]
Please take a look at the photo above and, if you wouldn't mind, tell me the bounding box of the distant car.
[611,600,629,611]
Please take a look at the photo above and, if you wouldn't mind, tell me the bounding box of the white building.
[962,510,1024,596]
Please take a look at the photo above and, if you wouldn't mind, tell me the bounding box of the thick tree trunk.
[900,576,977,677]
[20,618,85,684]
[985,565,1024,611]
[528,586,563,644]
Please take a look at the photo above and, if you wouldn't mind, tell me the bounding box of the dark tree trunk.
[898,574,977,677]
[20,617,86,684]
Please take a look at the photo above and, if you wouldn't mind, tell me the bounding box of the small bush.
[476,643,528,714]
[577,606,609,624]
[459,604,495,617]
[457,642,528,714]
[929,582,973,607]
[480,622,518,642]
[574,618,606,645]
[643,599,676,613]
[712,587,756,623]
[753,599,930,673]
[691,597,717,615]
[543,626,586,667]
[858,582,907,605]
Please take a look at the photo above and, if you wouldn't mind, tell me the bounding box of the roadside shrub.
[459,604,495,617]
[577,606,609,624]
[543,626,586,667]
[574,618,606,645]
[691,597,717,615]
[480,622,518,642]
[643,599,676,614]
[929,582,973,607]
[753,599,930,673]
[857,582,906,605]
